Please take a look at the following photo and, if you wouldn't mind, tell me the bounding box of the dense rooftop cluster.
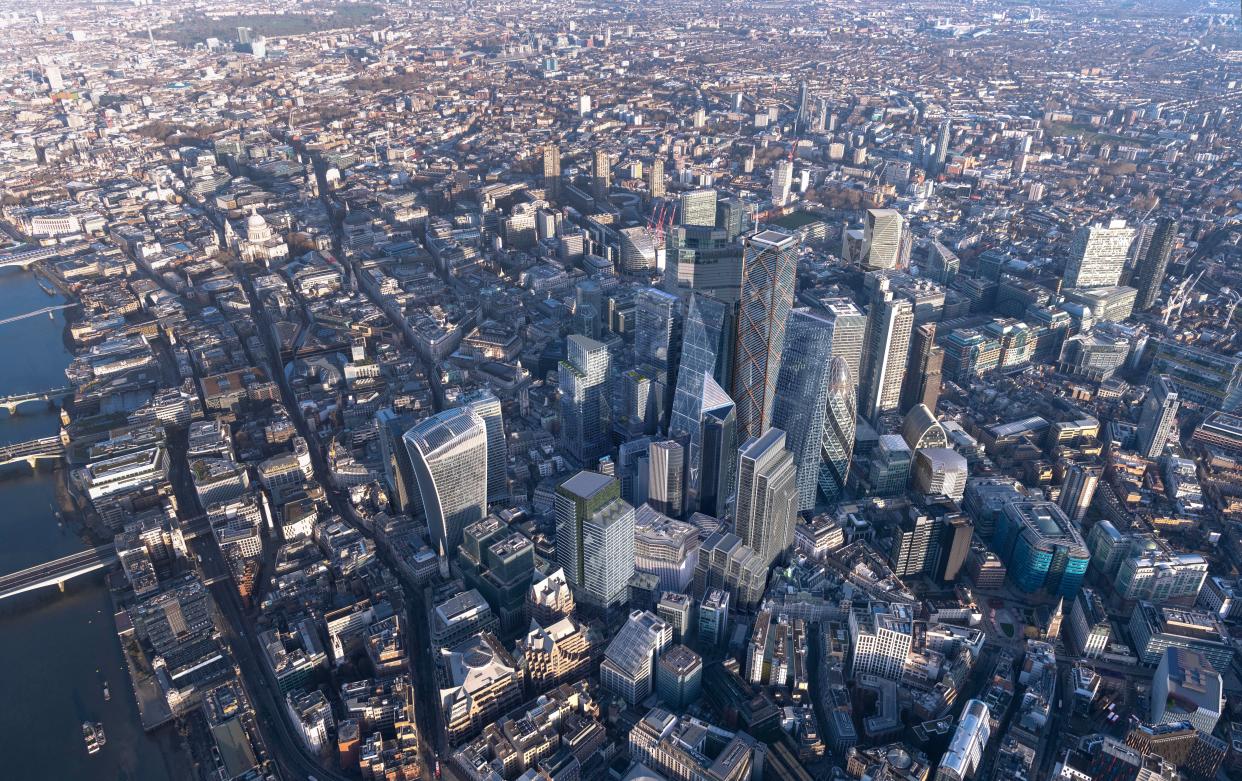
[1,1,1242,781]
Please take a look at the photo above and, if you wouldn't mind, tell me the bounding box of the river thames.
[0,269,191,780]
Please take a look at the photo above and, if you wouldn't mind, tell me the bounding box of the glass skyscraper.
[635,287,681,373]
[560,334,612,464]
[555,471,636,609]
[773,308,844,512]
[860,275,914,422]
[773,302,864,510]
[460,387,508,505]
[699,388,736,519]
[670,293,736,515]
[1133,217,1178,312]
[819,357,857,503]
[734,428,798,566]
[678,189,718,228]
[1137,375,1180,459]
[403,407,489,562]
[647,440,685,518]
[732,229,799,443]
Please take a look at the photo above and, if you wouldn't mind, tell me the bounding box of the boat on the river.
[83,722,105,754]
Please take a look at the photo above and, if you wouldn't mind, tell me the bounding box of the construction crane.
[1162,268,1206,326]
[646,199,676,245]
[1223,287,1241,333]
[1138,199,1159,224]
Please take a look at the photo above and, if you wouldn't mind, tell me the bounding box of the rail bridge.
[0,386,74,415]
[0,436,65,468]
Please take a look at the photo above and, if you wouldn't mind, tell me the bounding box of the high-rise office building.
[734,428,798,566]
[403,407,489,562]
[900,323,944,414]
[1058,462,1100,523]
[460,388,509,505]
[622,369,658,437]
[716,197,750,240]
[913,448,968,501]
[773,308,853,511]
[806,297,866,391]
[1114,537,1207,604]
[656,593,693,645]
[814,97,830,133]
[655,644,703,709]
[691,531,768,611]
[939,515,974,583]
[697,589,729,649]
[44,65,63,92]
[528,568,576,627]
[648,440,685,518]
[376,408,420,515]
[1138,375,1180,459]
[554,471,635,609]
[674,293,735,401]
[1151,647,1224,736]
[771,159,793,206]
[925,240,960,286]
[1122,723,1228,781]
[542,144,561,200]
[1065,219,1135,289]
[819,357,857,503]
[679,189,718,228]
[516,616,594,693]
[901,404,948,451]
[632,288,679,431]
[862,209,906,270]
[1147,339,1242,412]
[457,520,533,637]
[699,387,737,519]
[670,294,737,515]
[649,158,666,198]
[1133,217,1178,311]
[732,230,799,442]
[618,437,653,507]
[860,276,915,422]
[559,334,611,464]
[636,287,682,374]
[601,610,672,704]
[619,225,659,274]
[933,120,951,175]
[848,602,914,681]
[1124,221,1156,288]
[894,506,968,586]
[1067,587,1111,658]
[665,224,745,304]
[893,508,943,579]
[592,148,611,200]
[796,80,809,133]
[867,434,913,496]
[935,700,990,781]
[992,501,1090,598]
[633,503,701,592]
